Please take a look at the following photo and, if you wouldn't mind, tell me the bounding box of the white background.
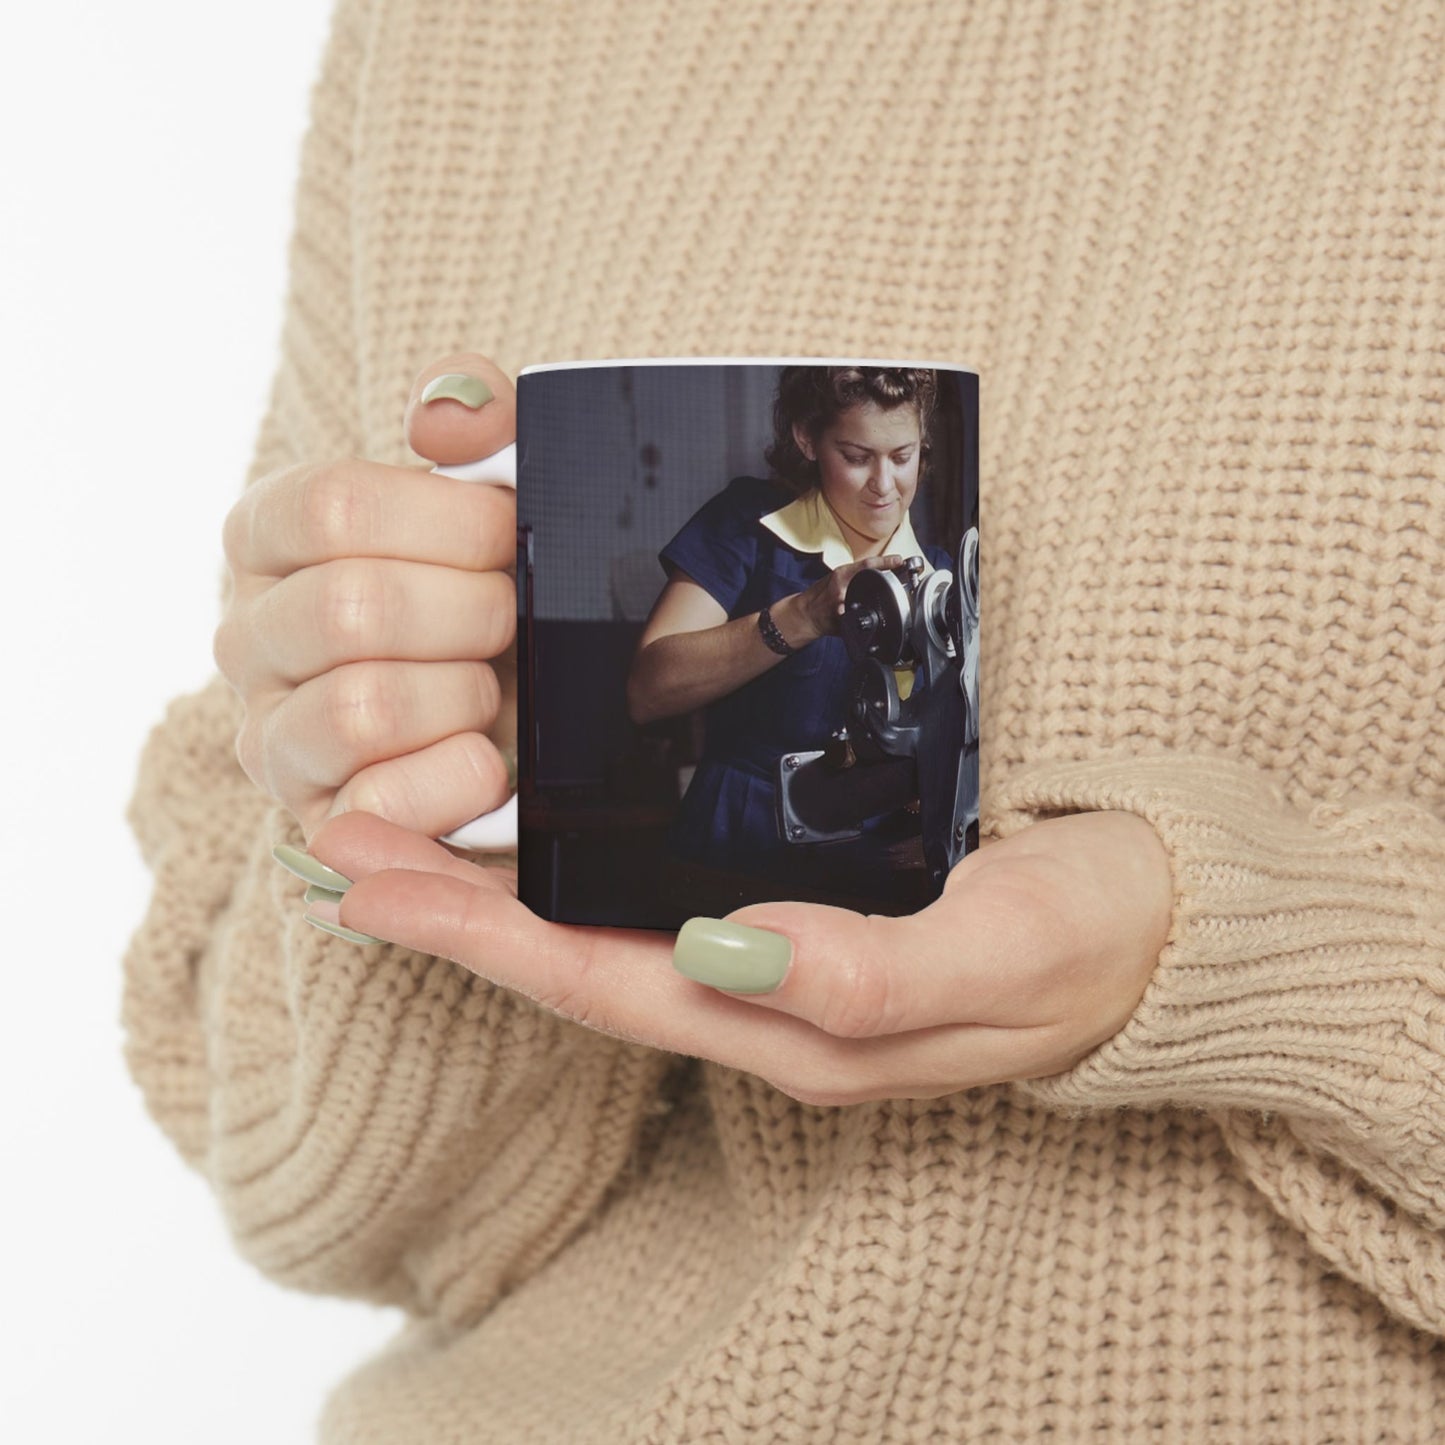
[0,3,404,1441]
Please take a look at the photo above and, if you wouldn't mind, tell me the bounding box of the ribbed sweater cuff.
[987,753,1445,1124]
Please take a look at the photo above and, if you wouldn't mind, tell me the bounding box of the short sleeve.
[659,477,770,616]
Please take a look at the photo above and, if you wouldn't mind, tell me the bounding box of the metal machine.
[775,526,980,895]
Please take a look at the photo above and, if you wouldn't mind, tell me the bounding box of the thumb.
[672,900,930,1039]
[404,352,517,466]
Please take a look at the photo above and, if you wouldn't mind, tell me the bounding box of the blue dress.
[658,476,950,879]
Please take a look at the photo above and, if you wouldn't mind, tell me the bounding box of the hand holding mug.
[215,354,518,843]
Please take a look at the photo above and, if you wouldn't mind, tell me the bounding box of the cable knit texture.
[123,0,1445,1439]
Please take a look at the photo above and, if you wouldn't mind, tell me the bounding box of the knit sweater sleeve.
[120,0,672,1328]
[989,752,1445,1336]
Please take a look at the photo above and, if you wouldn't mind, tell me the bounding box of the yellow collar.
[759,487,930,570]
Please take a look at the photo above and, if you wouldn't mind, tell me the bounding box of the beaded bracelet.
[757,604,796,657]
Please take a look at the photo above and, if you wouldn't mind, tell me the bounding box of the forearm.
[991,751,1445,1334]
[628,590,817,724]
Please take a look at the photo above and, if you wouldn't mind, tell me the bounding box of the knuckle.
[471,662,502,723]
[464,486,517,572]
[391,732,501,817]
[541,930,602,1023]
[815,921,899,1039]
[322,663,400,760]
[220,495,249,566]
[974,862,1084,1010]
[985,863,1073,966]
[535,936,644,1045]
[339,760,408,825]
[233,712,267,790]
[297,459,368,556]
[315,559,390,657]
[453,730,508,797]
[239,699,328,826]
[478,575,518,657]
[211,612,239,679]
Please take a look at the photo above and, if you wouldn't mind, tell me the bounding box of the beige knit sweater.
[123,1,1445,1439]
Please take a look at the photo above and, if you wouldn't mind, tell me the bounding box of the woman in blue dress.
[626,366,951,882]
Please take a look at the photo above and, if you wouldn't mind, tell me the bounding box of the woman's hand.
[215,353,518,843]
[790,553,908,641]
[300,808,1173,1103]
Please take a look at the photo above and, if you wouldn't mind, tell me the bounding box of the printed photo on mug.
[511,358,979,929]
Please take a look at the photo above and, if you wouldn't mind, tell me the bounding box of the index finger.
[311,812,857,1070]
[841,554,904,578]
[228,457,518,578]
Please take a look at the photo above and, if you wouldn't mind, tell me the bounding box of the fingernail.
[420,372,494,409]
[305,892,342,926]
[304,884,347,907]
[303,913,384,946]
[673,918,792,994]
[502,744,518,791]
[273,844,352,891]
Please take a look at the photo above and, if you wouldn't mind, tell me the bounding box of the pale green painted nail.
[420,372,494,408]
[303,913,383,946]
[673,918,792,994]
[304,884,346,907]
[272,844,351,892]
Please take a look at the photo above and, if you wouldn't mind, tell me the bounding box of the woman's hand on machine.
[794,554,907,640]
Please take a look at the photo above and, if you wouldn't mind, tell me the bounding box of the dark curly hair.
[763,366,939,497]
